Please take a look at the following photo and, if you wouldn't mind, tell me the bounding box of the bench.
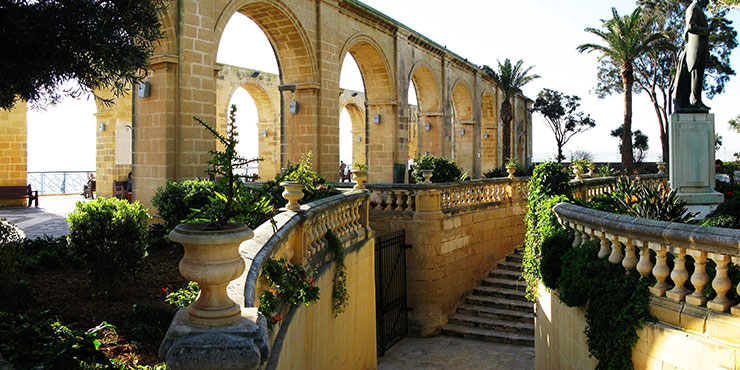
[83,180,96,199]
[0,185,39,207]
[113,180,128,201]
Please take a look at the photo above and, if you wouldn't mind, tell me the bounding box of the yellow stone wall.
[95,91,133,198]
[535,285,740,370]
[0,102,28,206]
[271,238,377,370]
[370,198,527,336]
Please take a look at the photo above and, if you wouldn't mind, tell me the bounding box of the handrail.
[27,171,96,195]
[553,202,740,313]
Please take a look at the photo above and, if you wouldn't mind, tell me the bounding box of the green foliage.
[326,230,348,316]
[352,161,367,170]
[557,242,599,307]
[611,125,650,163]
[718,160,740,176]
[130,303,175,345]
[151,179,215,230]
[570,159,591,174]
[702,196,740,229]
[258,258,320,328]
[165,282,200,308]
[532,89,596,162]
[411,154,463,183]
[0,310,115,369]
[605,177,697,223]
[540,230,573,290]
[596,164,620,177]
[19,235,75,272]
[263,152,333,209]
[67,197,150,297]
[0,219,24,295]
[483,167,508,178]
[527,162,572,202]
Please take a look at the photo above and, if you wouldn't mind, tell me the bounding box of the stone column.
[669,113,723,217]
[418,112,444,157]
[0,102,27,206]
[366,100,398,183]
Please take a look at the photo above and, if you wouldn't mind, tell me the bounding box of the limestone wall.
[535,285,740,370]
[94,91,133,198]
[0,102,28,206]
[370,196,526,336]
[269,238,376,370]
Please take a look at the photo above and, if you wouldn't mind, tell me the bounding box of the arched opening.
[407,81,420,160]
[481,92,498,171]
[409,64,442,158]
[339,53,366,181]
[451,81,473,174]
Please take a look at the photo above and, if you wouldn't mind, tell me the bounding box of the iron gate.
[375,229,410,357]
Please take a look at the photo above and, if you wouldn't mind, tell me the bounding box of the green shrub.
[715,181,740,199]
[411,154,463,183]
[526,162,572,202]
[483,167,508,178]
[165,281,200,308]
[151,179,215,230]
[67,197,150,296]
[19,235,75,272]
[258,258,319,328]
[703,196,740,229]
[262,152,333,209]
[130,303,175,344]
[596,164,620,177]
[540,230,572,290]
[327,230,348,316]
[0,218,24,295]
[557,241,599,307]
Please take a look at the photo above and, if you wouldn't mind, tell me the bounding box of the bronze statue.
[673,0,711,113]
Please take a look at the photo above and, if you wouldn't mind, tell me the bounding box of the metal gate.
[375,229,410,357]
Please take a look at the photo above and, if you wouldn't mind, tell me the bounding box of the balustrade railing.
[27,171,95,195]
[569,173,667,200]
[553,202,740,314]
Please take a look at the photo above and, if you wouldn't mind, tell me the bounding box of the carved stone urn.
[421,169,434,184]
[506,166,516,179]
[352,169,368,190]
[280,182,304,211]
[168,223,254,327]
[588,163,596,177]
[657,162,667,176]
[572,165,583,181]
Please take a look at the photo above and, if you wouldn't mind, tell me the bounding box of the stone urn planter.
[588,163,596,177]
[352,169,368,190]
[421,169,434,184]
[506,166,516,179]
[168,223,254,327]
[280,182,304,211]
[572,165,583,181]
[657,162,667,175]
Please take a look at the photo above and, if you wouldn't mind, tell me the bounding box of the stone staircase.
[441,248,535,346]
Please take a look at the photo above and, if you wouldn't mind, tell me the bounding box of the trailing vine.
[258,258,319,329]
[326,229,349,316]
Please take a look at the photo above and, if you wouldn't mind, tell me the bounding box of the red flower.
[271,314,283,323]
[728,191,733,197]
[162,288,169,293]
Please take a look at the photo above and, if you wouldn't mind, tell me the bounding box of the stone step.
[472,286,528,302]
[448,314,534,333]
[456,304,534,323]
[465,295,534,311]
[480,277,526,291]
[441,324,534,346]
[497,260,524,272]
[489,268,522,280]
[506,253,524,263]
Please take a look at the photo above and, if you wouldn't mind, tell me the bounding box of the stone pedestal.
[669,113,724,218]
[159,307,269,370]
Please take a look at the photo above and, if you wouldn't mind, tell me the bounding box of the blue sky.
[26,1,740,171]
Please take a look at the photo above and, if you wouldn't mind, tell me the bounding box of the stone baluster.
[650,245,670,296]
[388,190,397,210]
[666,248,690,302]
[571,223,582,248]
[621,238,637,271]
[595,231,610,259]
[581,227,592,244]
[635,241,653,278]
[707,254,733,312]
[686,250,709,306]
[608,234,623,265]
[733,256,740,315]
[304,218,317,258]
[407,190,416,211]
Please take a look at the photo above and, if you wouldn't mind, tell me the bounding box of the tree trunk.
[650,99,670,162]
[501,99,513,162]
[621,63,635,172]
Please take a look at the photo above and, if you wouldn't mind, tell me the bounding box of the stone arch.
[213,0,318,83]
[339,33,396,100]
[408,61,440,111]
[451,79,473,173]
[480,91,498,170]
[451,79,473,121]
[154,10,177,56]
[409,61,442,157]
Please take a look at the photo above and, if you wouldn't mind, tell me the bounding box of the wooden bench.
[0,185,39,207]
[83,180,96,199]
[113,180,128,200]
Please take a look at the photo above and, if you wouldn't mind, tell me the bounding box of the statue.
[673,0,711,113]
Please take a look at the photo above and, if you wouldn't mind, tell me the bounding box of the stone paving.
[0,195,90,239]
[378,335,534,370]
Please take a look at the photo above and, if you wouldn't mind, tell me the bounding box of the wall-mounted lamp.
[262,130,268,138]
[137,81,150,98]
[374,114,381,124]
[99,123,106,132]
[351,92,359,97]
[357,136,362,143]
[290,100,299,114]
[459,128,465,136]
[424,122,431,131]
[251,71,260,77]
[483,132,489,139]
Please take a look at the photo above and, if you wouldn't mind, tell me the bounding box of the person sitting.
[125,172,133,202]
[82,173,95,199]
[339,161,347,182]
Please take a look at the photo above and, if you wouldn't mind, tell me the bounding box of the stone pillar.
[256,120,279,180]
[280,83,321,176]
[669,113,723,217]
[418,112,444,157]
[0,102,27,206]
[95,90,133,198]
[366,100,397,183]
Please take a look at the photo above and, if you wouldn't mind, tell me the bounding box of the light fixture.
[351,92,358,97]
[357,136,362,142]
[262,130,268,138]
[251,71,260,77]
[424,122,431,131]
[290,100,299,114]
[459,128,465,135]
[483,132,489,139]
[99,123,106,132]
[374,114,381,124]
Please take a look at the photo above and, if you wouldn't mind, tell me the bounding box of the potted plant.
[168,105,268,327]
[352,161,368,190]
[505,158,518,179]
[587,161,596,177]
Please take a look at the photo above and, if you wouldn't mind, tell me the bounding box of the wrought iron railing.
[27,171,95,195]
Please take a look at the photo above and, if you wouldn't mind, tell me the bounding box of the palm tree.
[577,7,673,171]
[482,59,539,162]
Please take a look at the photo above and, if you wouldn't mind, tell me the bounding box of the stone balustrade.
[552,202,740,314]
[569,173,667,200]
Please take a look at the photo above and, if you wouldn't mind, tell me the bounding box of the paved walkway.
[0,195,89,239]
[378,336,534,370]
